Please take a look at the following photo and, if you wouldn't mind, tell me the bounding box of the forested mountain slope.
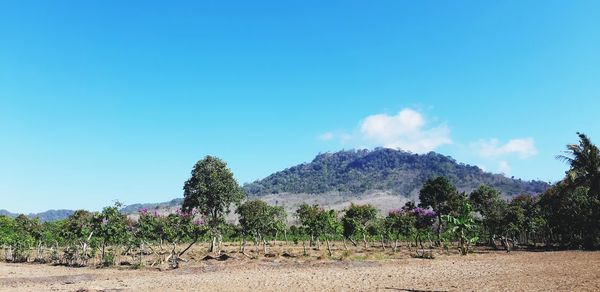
[244,148,549,198]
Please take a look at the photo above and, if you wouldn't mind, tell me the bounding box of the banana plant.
[443,202,479,255]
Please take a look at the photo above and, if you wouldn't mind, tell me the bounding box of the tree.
[385,209,416,252]
[412,207,436,257]
[7,215,37,262]
[296,204,341,254]
[296,203,322,248]
[342,203,378,249]
[269,205,288,245]
[500,202,525,250]
[554,132,600,248]
[236,200,285,253]
[316,209,341,257]
[237,200,271,244]
[182,156,244,254]
[60,210,96,266]
[160,210,206,268]
[539,184,595,248]
[509,194,545,244]
[419,176,459,243]
[0,216,16,247]
[557,132,600,195]
[469,185,508,247]
[92,202,128,266]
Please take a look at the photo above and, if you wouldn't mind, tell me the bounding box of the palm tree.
[556,132,600,195]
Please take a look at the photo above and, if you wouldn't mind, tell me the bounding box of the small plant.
[132,262,144,270]
[101,250,115,267]
[340,250,353,259]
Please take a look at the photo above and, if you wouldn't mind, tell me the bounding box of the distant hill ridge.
[3,148,550,221]
[0,199,184,222]
[0,209,74,222]
[243,148,549,198]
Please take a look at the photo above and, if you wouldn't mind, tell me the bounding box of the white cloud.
[318,132,334,141]
[358,109,452,153]
[472,138,538,159]
[497,160,511,175]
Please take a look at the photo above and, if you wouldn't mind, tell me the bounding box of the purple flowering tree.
[385,209,416,252]
[413,207,436,257]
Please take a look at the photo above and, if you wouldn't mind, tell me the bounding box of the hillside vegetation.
[244,148,549,198]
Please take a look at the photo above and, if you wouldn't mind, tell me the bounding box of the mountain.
[0,199,184,222]
[0,209,74,222]
[3,149,550,221]
[243,148,549,199]
[119,198,183,214]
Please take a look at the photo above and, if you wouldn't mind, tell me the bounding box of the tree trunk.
[380,235,386,251]
[140,242,144,266]
[263,239,267,254]
[362,232,368,250]
[437,213,442,245]
[217,234,223,255]
[343,238,348,250]
[427,233,433,248]
[179,236,199,257]
[210,236,217,253]
[394,239,399,252]
[460,228,466,255]
[326,237,332,257]
[348,237,358,246]
[101,242,106,265]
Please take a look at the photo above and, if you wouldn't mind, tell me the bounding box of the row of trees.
[1,132,598,268]
[0,203,206,267]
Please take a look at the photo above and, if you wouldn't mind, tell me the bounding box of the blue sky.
[1,1,599,213]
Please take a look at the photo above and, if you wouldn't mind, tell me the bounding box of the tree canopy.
[182,156,244,252]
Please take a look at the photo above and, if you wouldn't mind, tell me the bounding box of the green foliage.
[296,204,323,239]
[0,216,16,245]
[469,185,507,243]
[443,202,479,255]
[136,208,206,245]
[557,132,600,195]
[539,184,598,247]
[385,208,416,240]
[237,200,285,241]
[548,132,600,248]
[342,204,377,247]
[136,209,163,243]
[317,209,342,240]
[93,202,129,247]
[60,210,95,244]
[296,204,341,241]
[244,148,548,196]
[182,156,244,241]
[419,176,459,216]
[419,176,463,241]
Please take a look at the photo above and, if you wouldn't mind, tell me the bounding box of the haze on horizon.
[1,1,599,213]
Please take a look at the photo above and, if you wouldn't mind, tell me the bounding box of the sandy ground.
[1,250,599,291]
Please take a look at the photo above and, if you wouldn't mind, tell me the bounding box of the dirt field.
[1,249,599,291]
